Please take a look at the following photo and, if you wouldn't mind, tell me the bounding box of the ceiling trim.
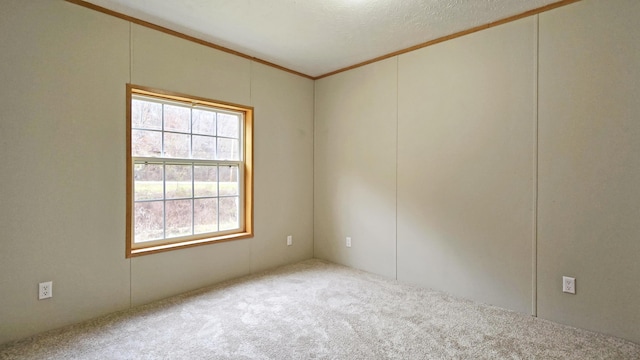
[65,0,315,80]
[66,0,580,81]
[315,0,581,79]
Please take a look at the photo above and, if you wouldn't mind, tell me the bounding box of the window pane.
[216,138,239,160]
[194,165,217,197]
[134,201,164,242]
[164,132,190,158]
[165,164,192,199]
[217,113,239,138]
[219,197,239,231]
[165,199,192,238]
[219,165,239,196]
[192,109,216,136]
[192,135,216,160]
[164,104,190,133]
[132,130,162,157]
[194,198,217,234]
[132,99,162,130]
[134,163,163,201]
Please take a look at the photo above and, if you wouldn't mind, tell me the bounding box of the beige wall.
[315,17,536,314]
[314,0,640,344]
[0,0,131,345]
[314,58,397,279]
[0,0,313,344]
[396,17,535,314]
[537,0,640,343]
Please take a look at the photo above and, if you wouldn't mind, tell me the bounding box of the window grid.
[132,160,241,241]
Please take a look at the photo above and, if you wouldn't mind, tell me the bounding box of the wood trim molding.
[65,0,314,80]
[67,0,580,79]
[314,0,581,79]
[125,85,133,257]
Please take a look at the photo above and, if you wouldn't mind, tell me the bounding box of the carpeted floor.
[1,259,639,359]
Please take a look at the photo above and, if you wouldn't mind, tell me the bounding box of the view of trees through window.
[131,95,242,243]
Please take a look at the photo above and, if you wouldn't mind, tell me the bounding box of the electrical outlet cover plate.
[562,276,576,294]
[287,235,292,246]
[346,237,352,248]
[39,281,53,300]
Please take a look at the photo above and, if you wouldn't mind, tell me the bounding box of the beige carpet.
[1,259,639,359]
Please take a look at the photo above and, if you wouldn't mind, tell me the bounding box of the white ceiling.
[83,0,563,78]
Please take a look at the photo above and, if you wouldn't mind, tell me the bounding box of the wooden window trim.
[126,84,253,258]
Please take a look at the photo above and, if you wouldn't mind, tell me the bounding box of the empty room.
[1,0,639,358]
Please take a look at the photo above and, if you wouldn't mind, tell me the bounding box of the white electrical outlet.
[562,276,576,294]
[287,235,292,246]
[39,281,53,300]
[346,237,352,248]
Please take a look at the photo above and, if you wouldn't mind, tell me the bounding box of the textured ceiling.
[82,0,563,77]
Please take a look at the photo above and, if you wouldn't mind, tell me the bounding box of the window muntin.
[127,85,253,257]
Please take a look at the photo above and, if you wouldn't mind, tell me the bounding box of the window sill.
[127,231,253,258]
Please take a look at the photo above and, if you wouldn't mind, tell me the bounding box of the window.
[126,85,253,257]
